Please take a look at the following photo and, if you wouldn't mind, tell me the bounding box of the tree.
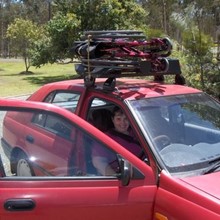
[0,0,24,57]
[6,18,44,73]
[171,2,220,99]
[31,0,147,66]
[31,12,81,67]
[12,0,53,24]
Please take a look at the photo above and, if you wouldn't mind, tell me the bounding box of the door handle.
[26,135,34,143]
[4,199,35,211]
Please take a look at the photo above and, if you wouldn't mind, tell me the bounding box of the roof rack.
[72,30,185,88]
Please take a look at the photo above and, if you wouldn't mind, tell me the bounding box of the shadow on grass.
[19,71,34,75]
[23,74,80,85]
[0,71,45,77]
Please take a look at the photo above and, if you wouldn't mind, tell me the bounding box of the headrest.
[92,109,114,132]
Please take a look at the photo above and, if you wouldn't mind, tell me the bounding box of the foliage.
[6,18,45,72]
[170,1,220,99]
[69,0,147,31]
[10,0,52,24]
[31,12,80,67]
[182,26,219,97]
[31,0,147,66]
[182,30,213,56]
[144,28,165,39]
[183,49,220,99]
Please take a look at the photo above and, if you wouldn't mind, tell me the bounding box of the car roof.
[35,78,201,101]
[96,78,201,100]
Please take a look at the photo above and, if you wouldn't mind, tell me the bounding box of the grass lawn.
[0,59,77,97]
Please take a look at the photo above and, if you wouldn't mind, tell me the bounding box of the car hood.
[182,172,220,199]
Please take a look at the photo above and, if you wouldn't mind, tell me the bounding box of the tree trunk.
[24,56,30,73]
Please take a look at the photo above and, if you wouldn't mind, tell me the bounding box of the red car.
[1,31,220,219]
[1,76,220,219]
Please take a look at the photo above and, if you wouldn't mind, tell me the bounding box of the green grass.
[0,59,77,97]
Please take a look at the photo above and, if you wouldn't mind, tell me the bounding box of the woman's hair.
[111,106,123,117]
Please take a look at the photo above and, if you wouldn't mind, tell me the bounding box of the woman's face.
[112,111,130,134]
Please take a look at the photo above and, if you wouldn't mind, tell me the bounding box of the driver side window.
[86,98,146,161]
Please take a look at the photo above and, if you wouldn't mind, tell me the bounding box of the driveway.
[4,94,30,100]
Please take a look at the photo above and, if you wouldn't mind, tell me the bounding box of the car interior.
[87,99,116,132]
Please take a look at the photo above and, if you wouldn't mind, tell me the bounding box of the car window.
[44,91,80,112]
[1,108,120,178]
[86,98,146,161]
[32,113,72,139]
[129,93,220,177]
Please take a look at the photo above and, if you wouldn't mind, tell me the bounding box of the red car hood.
[182,172,220,199]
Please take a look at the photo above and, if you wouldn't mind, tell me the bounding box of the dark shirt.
[105,129,142,157]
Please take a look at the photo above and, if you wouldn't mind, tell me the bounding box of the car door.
[0,99,157,220]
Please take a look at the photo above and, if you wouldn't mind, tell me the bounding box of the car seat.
[91,108,114,132]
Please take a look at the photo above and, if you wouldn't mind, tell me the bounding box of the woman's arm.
[92,156,116,175]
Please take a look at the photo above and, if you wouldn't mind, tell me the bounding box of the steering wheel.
[153,135,171,151]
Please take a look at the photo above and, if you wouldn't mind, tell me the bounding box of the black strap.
[108,129,140,145]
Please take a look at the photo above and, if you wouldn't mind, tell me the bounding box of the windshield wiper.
[202,156,220,175]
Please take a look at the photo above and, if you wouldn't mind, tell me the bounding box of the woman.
[106,106,142,156]
[92,106,143,175]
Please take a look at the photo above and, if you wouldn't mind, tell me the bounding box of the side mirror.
[118,155,132,186]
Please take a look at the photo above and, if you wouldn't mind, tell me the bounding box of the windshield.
[129,93,220,177]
